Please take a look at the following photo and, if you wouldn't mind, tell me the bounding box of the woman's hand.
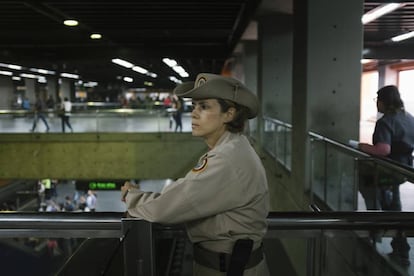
[121,181,139,202]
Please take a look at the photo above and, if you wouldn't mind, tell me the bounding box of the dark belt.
[193,243,263,273]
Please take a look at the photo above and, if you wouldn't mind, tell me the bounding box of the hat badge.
[196,77,207,88]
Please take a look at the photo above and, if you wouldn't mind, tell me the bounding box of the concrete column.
[292,0,363,199]
[25,78,37,103]
[47,76,59,101]
[258,14,293,122]
[243,41,259,138]
[303,0,363,141]
[0,76,15,108]
[378,64,398,87]
[59,78,74,101]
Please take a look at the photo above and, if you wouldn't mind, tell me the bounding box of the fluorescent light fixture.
[179,72,189,78]
[84,81,98,87]
[390,31,414,42]
[172,65,185,74]
[64,19,79,26]
[90,33,102,39]
[173,66,189,78]
[60,72,79,79]
[20,73,37,79]
[30,68,56,75]
[8,64,22,70]
[169,76,182,84]
[162,58,178,67]
[0,63,22,70]
[123,77,133,82]
[147,72,157,78]
[362,3,405,25]
[112,58,134,68]
[37,77,47,83]
[132,66,148,74]
[0,70,12,76]
[12,76,21,81]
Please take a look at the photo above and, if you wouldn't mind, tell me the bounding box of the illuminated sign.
[89,181,117,190]
[75,180,124,191]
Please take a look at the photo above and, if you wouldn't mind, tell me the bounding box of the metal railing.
[0,212,413,275]
[262,116,414,211]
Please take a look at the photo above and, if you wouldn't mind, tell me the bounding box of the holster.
[227,239,253,276]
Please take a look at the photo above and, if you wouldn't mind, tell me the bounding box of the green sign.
[88,181,117,190]
[75,180,124,191]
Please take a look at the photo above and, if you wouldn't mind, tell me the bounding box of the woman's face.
[191,99,235,148]
[377,98,385,113]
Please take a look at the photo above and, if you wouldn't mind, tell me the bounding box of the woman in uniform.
[121,73,270,276]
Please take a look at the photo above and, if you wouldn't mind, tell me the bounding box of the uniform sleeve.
[125,153,242,224]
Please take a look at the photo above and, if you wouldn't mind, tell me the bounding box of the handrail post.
[122,219,155,276]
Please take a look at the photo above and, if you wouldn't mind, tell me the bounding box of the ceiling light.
[112,58,134,68]
[29,68,55,75]
[147,72,157,78]
[169,76,182,84]
[162,58,177,67]
[0,70,12,76]
[84,81,98,87]
[37,77,47,83]
[90,33,102,39]
[64,19,79,26]
[390,31,414,42]
[132,66,148,74]
[123,77,133,83]
[362,3,405,25]
[60,72,79,79]
[20,73,37,79]
[2,64,22,70]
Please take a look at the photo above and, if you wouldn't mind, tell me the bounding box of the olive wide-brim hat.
[173,73,259,119]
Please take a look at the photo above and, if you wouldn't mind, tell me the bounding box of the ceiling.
[0,0,261,90]
[363,1,414,61]
[0,1,413,91]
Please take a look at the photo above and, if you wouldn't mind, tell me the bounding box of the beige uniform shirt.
[125,131,269,254]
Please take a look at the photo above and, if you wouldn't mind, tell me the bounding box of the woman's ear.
[224,107,236,123]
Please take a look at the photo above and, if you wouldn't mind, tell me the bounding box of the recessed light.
[90,33,102,39]
[64,19,79,26]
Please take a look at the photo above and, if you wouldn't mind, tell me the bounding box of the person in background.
[60,97,73,132]
[172,95,183,132]
[63,195,75,212]
[121,73,269,276]
[86,190,97,212]
[30,94,50,132]
[22,96,30,110]
[37,180,46,210]
[46,94,55,109]
[358,85,414,266]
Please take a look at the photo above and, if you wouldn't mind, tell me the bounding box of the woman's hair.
[216,98,249,133]
[377,85,404,113]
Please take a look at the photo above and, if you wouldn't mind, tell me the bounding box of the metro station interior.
[1,1,414,275]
